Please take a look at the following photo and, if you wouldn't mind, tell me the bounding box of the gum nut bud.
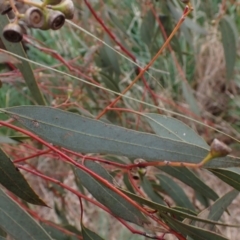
[210,139,232,158]
[48,10,65,30]
[50,0,74,20]
[3,23,23,43]
[24,7,44,28]
[0,0,11,15]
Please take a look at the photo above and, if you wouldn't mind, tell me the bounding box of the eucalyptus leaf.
[0,16,45,105]
[120,189,236,227]
[0,147,46,206]
[82,225,104,240]
[219,16,237,80]
[0,188,52,240]
[41,223,80,240]
[74,161,148,225]
[162,213,227,240]
[184,190,239,231]
[157,174,195,210]
[209,168,240,191]
[3,106,239,169]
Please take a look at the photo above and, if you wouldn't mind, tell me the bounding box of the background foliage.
[1,0,240,239]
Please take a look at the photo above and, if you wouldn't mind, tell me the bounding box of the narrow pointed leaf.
[3,106,239,168]
[121,189,234,226]
[0,16,45,105]
[140,10,155,46]
[184,190,239,231]
[0,147,46,206]
[82,225,104,240]
[157,174,195,210]
[41,223,80,240]
[162,213,227,240]
[219,16,237,80]
[145,113,208,148]
[141,177,165,205]
[145,113,218,200]
[182,81,201,117]
[74,161,147,225]
[0,188,52,240]
[159,166,218,201]
[209,168,240,191]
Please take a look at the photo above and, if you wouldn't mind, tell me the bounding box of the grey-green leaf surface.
[0,147,46,206]
[74,161,147,225]
[0,188,52,240]
[41,223,80,240]
[120,189,235,227]
[141,177,165,205]
[157,174,195,210]
[145,113,218,200]
[3,106,239,169]
[209,168,240,191]
[184,190,239,231]
[182,81,201,117]
[82,225,104,240]
[219,16,237,80]
[145,113,208,148]
[159,166,218,201]
[0,16,45,105]
[140,10,155,46]
[162,213,227,240]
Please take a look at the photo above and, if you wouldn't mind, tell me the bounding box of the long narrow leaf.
[82,225,104,240]
[184,190,239,231]
[74,161,148,225]
[121,189,238,227]
[157,174,195,210]
[209,168,240,191]
[145,113,218,200]
[2,106,239,168]
[0,188,52,240]
[0,16,45,105]
[162,213,227,240]
[0,147,46,206]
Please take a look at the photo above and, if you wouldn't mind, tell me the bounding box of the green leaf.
[145,113,208,148]
[140,10,155,46]
[103,34,121,75]
[82,225,104,240]
[184,190,239,231]
[162,213,227,240]
[3,106,239,168]
[74,161,148,225]
[41,223,80,240]
[0,16,46,105]
[157,174,195,210]
[121,189,233,226]
[182,81,201,117]
[145,113,218,200]
[141,177,165,205]
[0,188,52,240]
[209,168,240,191]
[159,166,218,201]
[0,147,46,206]
[219,16,237,80]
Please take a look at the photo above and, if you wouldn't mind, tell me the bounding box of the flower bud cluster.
[0,0,74,43]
